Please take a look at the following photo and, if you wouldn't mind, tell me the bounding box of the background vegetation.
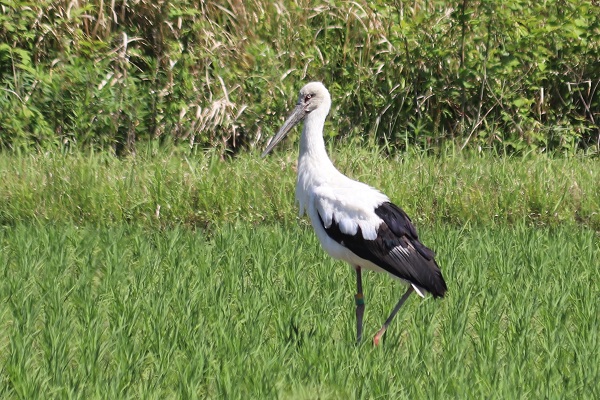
[1,147,599,230]
[1,0,599,154]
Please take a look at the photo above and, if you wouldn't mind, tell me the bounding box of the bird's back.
[305,176,447,298]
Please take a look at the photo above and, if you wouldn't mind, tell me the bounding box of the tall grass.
[0,147,598,230]
[0,222,598,398]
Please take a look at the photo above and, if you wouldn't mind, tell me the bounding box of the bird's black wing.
[319,201,447,298]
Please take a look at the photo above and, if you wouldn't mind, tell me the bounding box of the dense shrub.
[0,0,598,154]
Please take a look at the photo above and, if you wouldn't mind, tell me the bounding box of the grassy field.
[1,146,598,229]
[0,148,599,398]
[0,222,598,398]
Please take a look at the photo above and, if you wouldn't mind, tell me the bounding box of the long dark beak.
[261,104,306,157]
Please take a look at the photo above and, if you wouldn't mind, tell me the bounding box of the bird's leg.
[355,266,365,343]
[373,286,414,346]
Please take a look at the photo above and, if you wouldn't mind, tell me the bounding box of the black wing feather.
[319,201,447,298]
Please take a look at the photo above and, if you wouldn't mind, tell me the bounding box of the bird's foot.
[373,327,387,346]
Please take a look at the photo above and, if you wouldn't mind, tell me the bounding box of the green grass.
[0,147,598,230]
[0,147,599,397]
[0,221,598,398]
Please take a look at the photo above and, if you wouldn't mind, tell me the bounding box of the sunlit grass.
[0,146,598,230]
[0,222,598,398]
[0,147,598,397]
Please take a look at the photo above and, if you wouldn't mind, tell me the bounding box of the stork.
[262,82,447,345]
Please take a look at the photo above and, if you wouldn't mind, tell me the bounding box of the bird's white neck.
[299,111,331,161]
[295,106,340,215]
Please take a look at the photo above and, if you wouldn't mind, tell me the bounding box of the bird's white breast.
[295,153,389,241]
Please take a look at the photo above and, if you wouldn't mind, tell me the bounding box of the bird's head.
[262,82,331,157]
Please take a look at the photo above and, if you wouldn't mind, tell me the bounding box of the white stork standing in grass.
[262,82,447,345]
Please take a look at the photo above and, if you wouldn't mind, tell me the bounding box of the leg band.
[355,293,365,306]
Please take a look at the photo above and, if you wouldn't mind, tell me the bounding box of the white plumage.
[262,82,446,345]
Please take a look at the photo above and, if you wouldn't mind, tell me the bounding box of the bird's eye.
[304,94,313,102]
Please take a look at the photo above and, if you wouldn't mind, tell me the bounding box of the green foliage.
[0,222,598,397]
[0,0,599,154]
